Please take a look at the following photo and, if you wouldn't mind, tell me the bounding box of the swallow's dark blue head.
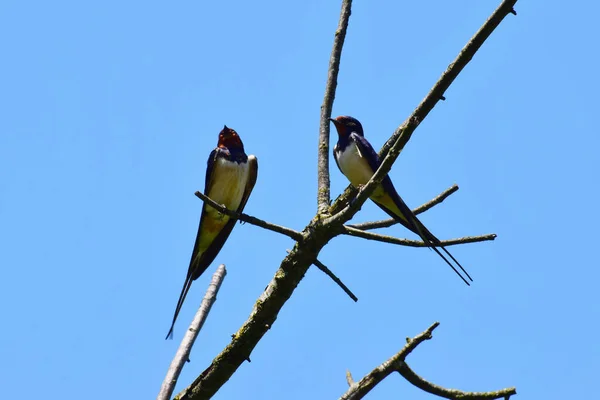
[218,125,245,151]
[329,116,364,137]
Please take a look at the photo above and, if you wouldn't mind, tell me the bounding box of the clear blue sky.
[1,1,597,398]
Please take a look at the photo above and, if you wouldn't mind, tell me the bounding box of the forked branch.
[340,322,441,400]
[340,322,517,400]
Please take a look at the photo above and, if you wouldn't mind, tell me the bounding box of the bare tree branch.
[348,184,459,231]
[176,1,516,398]
[329,0,518,216]
[284,249,358,302]
[342,226,497,247]
[313,258,358,302]
[397,362,517,400]
[340,322,440,400]
[158,265,227,400]
[194,191,302,241]
[318,0,353,215]
[340,322,517,400]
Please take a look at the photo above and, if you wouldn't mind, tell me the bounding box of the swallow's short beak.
[330,118,342,134]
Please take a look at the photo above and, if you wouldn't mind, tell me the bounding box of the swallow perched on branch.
[166,125,258,339]
[330,115,472,285]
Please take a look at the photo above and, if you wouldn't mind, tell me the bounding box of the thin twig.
[314,258,358,302]
[348,184,459,231]
[318,0,353,214]
[194,191,303,241]
[397,362,517,400]
[158,265,227,400]
[342,226,497,247]
[339,322,440,400]
[329,0,518,216]
[411,184,459,215]
[284,249,358,302]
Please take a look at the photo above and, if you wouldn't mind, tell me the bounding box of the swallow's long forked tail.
[428,246,471,286]
[385,202,473,286]
[419,226,473,286]
[367,182,473,285]
[165,273,195,340]
[436,239,473,282]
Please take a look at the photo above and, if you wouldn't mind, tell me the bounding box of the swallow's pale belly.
[336,141,387,200]
[198,158,249,251]
[208,158,249,211]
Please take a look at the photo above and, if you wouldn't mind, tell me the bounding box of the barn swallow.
[166,125,258,339]
[330,116,472,285]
